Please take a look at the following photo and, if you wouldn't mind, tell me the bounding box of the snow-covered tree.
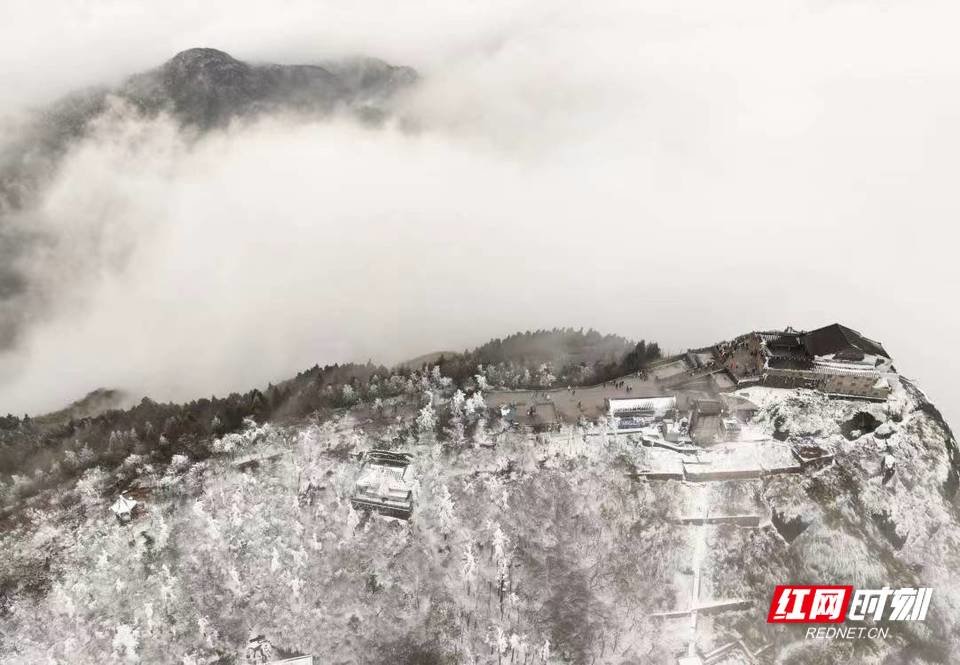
[417,403,437,437]
[461,543,477,594]
[475,372,489,391]
[170,454,191,473]
[537,364,556,387]
[112,623,140,663]
[451,389,466,415]
[434,483,456,537]
[75,467,108,511]
[341,384,356,405]
[539,639,551,663]
[465,391,485,418]
[473,418,488,449]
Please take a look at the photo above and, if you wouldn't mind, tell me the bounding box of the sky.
[0,0,957,427]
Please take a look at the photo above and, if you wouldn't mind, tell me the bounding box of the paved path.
[485,375,668,422]
[655,474,766,663]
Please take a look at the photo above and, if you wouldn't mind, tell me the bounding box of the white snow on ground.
[2,362,958,664]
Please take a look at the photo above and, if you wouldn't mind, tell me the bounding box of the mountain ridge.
[119,47,417,128]
[1,324,958,663]
[0,47,418,355]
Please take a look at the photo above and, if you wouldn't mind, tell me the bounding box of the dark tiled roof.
[802,324,889,359]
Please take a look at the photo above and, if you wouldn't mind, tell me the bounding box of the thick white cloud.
[0,0,958,426]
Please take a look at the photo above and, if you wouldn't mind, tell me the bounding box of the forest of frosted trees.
[1,360,684,664]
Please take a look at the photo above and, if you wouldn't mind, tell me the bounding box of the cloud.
[0,0,958,426]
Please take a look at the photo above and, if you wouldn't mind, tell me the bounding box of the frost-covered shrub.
[170,454,191,472]
[212,418,274,455]
[76,467,109,508]
[9,473,35,500]
[184,462,208,496]
[417,404,437,435]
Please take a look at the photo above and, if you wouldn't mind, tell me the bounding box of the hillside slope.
[0,47,416,353]
[0,334,958,664]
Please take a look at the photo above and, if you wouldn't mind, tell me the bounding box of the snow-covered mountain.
[1,47,415,209]
[119,48,417,129]
[0,47,416,354]
[0,327,957,664]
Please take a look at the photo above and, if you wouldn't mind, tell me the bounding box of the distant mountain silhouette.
[0,48,416,351]
[0,46,416,208]
[120,47,416,128]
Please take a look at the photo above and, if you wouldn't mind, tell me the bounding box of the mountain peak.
[167,47,239,63]
[160,48,248,79]
[116,47,414,128]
